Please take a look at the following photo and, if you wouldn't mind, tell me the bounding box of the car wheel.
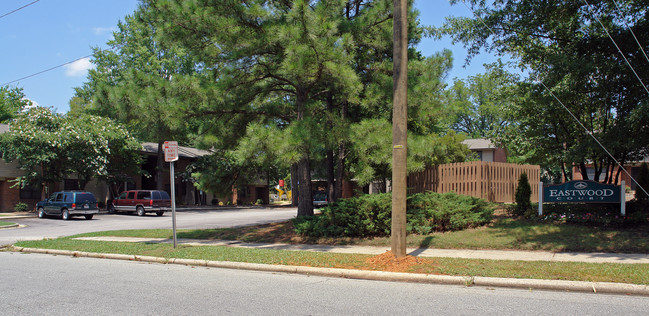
[107,205,115,213]
[137,206,145,216]
[38,207,45,219]
[85,214,93,220]
[62,209,70,220]
[156,211,164,216]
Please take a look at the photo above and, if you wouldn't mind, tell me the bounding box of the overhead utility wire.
[583,0,649,95]
[613,0,649,65]
[0,0,41,20]
[1,54,93,86]
[460,0,649,198]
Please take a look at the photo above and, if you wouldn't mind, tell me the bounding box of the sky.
[0,0,501,113]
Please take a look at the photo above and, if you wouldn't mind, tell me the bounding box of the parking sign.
[163,141,179,162]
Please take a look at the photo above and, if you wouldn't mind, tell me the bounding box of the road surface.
[1,252,647,315]
[0,207,297,246]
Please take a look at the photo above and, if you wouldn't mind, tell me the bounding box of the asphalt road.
[0,207,297,246]
[2,252,647,315]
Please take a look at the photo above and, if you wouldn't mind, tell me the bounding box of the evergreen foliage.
[514,172,532,215]
[293,192,494,238]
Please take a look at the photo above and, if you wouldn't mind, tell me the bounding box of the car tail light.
[149,200,153,206]
[71,203,76,209]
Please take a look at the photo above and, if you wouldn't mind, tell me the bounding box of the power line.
[583,0,649,96]
[0,0,41,20]
[1,54,93,86]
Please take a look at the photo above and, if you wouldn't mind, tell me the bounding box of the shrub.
[539,203,647,227]
[293,192,494,238]
[513,173,532,216]
[256,199,263,205]
[14,202,29,212]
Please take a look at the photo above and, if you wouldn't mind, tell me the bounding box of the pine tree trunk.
[291,164,299,206]
[297,156,314,217]
[296,88,313,217]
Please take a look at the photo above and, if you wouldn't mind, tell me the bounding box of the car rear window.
[159,191,170,200]
[137,191,151,200]
[76,193,97,203]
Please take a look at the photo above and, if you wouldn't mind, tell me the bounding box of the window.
[152,191,161,200]
[55,194,64,202]
[119,192,127,199]
[76,193,96,203]
[127,192,135,199]
[20,185,41,200]
[137,191,151,200]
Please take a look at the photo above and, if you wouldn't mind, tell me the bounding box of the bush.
[256,199,263,205]
[14,202,29,212]
[539,202,648,227]
[293,192,494,238]
[513,173,532,216]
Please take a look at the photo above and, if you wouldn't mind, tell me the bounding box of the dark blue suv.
[36,191,99,220]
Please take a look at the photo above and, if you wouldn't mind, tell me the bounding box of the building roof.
[462,138,496,150]
[141,142,212,159]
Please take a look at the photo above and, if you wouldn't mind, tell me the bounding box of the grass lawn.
[9,213,649,284]
[12,238,649,285]
[69,216,649,253]
[0,221,15,227]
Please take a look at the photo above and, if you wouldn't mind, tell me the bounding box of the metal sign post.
[164,141,179,248]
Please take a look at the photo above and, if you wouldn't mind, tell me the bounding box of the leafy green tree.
[447,61,518,138]
[0,86,32,122]
[437,0,649,182]
[0,107,142,197]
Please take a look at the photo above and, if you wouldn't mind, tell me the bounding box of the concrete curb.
[12,246,649,296]
[0,223,20,229]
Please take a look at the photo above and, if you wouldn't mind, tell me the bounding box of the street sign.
[163,141,179,162]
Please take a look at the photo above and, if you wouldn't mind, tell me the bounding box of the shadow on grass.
[486,218,649,253]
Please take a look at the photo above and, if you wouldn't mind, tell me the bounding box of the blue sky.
[1,0,500,113]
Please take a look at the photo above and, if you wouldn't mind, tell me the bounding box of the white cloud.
[93,27,115,36]
[64,57,94,77]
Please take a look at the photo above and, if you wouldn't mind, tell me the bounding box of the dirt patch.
[364,251,437,273]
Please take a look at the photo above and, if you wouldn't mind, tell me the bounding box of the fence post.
[621,180,626,216]
[538,182,543,216]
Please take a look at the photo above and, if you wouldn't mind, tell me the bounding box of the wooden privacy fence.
[407,161,540,203]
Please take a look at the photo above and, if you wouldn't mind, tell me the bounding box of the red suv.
[108,190,171,216]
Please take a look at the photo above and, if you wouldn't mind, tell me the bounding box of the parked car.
[108,190,171,216]
[36,191,99,220]
[313,192,328,207]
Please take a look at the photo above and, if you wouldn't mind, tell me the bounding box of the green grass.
[13,238,649,285]
[70,217,649,253]
[0,221,16,227]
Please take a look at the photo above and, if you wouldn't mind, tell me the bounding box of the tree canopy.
[438,0,649,182]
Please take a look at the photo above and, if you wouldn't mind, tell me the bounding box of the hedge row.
[293,192,494,238]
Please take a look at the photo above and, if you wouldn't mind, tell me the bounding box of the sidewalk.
[74,236,649,264]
